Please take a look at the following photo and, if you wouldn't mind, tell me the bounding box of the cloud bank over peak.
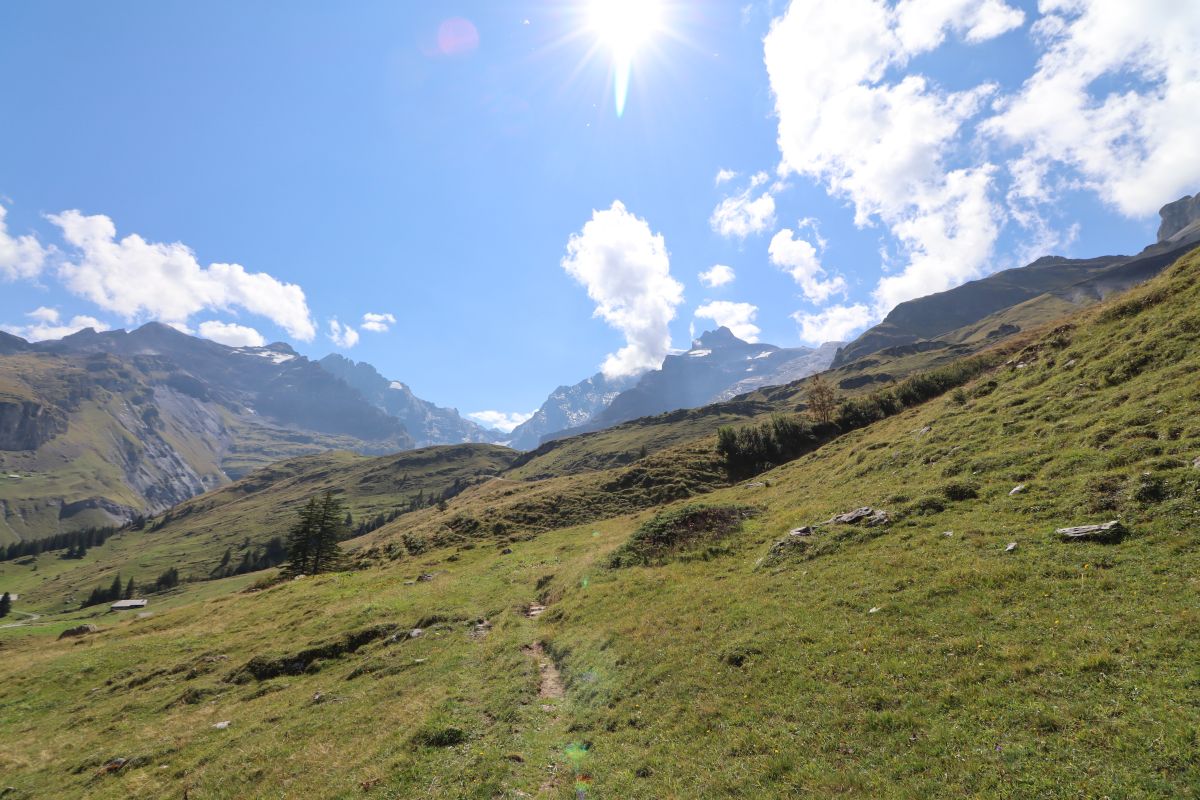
[467,409,535,434]
[694,301,761,343]
[1,306,110,342]
[0,203,48,282]
[562,201,684,379]
[48,210,317,341]
[198,320,266,348]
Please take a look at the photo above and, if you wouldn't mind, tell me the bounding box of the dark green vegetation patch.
[608,504,758,568]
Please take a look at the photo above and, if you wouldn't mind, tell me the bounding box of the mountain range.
[2,192,1198,544]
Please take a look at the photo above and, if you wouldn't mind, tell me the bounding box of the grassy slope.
[0,252,1198,797]
[0,445,517,611]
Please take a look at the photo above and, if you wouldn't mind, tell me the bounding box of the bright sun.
[587,0,666,116]
[589,0,665,56]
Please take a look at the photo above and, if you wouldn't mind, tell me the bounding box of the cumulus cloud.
[361,312,396,333]
[698,264,736,288]
[2,307,109,342]
[0,203,48,281]
[768,225,847,304]
[47,210,316,341]
[710,186,776,239]
[984,0,1200,218]
[327,318,359,349]
[467,410,536,433]
[198,320,266,348]
[764,0,1020,315]
[791,303,873,345]
[715,168,739,185]
[562,201,684,379]
[694,301,761,343]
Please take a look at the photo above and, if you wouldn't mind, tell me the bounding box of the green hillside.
[1,250,1199,798]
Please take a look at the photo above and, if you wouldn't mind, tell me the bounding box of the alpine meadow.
[2,2,1200,798]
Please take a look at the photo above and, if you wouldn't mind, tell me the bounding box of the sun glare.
[588,0,666,116]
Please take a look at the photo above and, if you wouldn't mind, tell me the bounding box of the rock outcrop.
[1158,194,1200,243]
[0,399,65,451]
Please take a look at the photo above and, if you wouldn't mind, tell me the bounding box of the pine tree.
[282,497,321,576]
[310,493,348,574]
[109,574,122,601]
[124,577,136,600]
[0,592,11,618]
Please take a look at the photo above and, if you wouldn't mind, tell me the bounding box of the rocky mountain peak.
[1158,193,1200,243]
[693,326,745,350]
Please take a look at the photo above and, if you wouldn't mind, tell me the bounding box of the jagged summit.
[692,326,747,350]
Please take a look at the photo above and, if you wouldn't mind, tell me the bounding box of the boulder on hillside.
[825,507,891,527]
[1056,520,1125,542]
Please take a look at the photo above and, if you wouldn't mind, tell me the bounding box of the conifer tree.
[310,492,349,574]
[0,591,11,618]
[109,574,122,601]
[283,497,321,576]
[124,577,136,599]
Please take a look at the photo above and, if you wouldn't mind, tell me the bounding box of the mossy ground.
[1,252,1199,798]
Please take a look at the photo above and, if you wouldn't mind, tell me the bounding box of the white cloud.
[327,318,359,349]
[984,0,1200,218]
[467,409,536,433]
[749,171,770,188]
[768,226,848,304]
[562,201,684,379]
[47,210,316,341]
[198,320,266,348]
[764,0,1020,315]
[694,301,761,343]
[791,303,873,345]
[361,312,396,333]
[0,203,48,281]
[715,168,739,185]
[698,264,736,288]
[2,307,109,342]
[710,187,776,239]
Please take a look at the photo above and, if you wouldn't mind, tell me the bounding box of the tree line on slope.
[718,357,999,480]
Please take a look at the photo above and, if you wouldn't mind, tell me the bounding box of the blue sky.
[2,1,1196,430]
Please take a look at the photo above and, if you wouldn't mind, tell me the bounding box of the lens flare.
[588,0,665,116]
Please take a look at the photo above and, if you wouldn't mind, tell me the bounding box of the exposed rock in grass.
[1056,520,1125,542]
[825,507,891,527]
[608,505,758,568]
[58,624,99,640]
[226,624,398,683]
[1010,484,1027,495]
[788,526,815,537]
[95,757,127,776]
[1006,542,1018,552]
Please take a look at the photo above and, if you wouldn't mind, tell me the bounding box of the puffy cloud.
[768,225,847,304]
[698,264,736,288]
[984,0,1200,217]
[710,187,776,239]
[764,0,1020,314]
[0,203,48,281]
[791,303,873,345]
[361,312,396,333]
[467,410,536,433]
[562,201,684,378]
[47,210,316,341]
[198,320,266,348]
[327,318,359,349]
[694,301,761,343]
[715,168,739,185]
[2,307,109,342]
